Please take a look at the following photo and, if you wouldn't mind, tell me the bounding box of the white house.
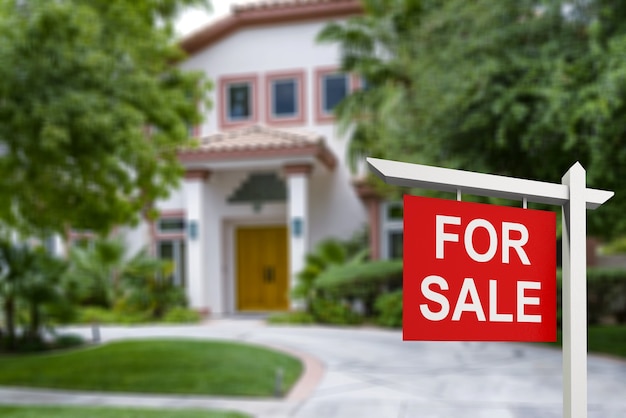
[123,0,396,315]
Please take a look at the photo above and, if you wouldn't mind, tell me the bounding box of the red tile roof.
[179,125,337,169]
[180,0,362,55]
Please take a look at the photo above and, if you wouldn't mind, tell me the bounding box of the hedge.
[558,268,626,325]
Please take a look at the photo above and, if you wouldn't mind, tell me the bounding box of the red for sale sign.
[403,195,556,342]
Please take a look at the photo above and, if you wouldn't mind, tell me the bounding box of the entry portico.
[178,125,336,314]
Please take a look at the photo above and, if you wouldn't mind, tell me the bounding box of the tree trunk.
[29,301,40,342]
[3,298,15,350]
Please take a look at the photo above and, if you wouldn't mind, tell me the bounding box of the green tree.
[0,240,66,349]
[19,250,67,341]
[0,0,210,236]
[64,236,181,319]
[0,241,36,349]
[320,0,626,238]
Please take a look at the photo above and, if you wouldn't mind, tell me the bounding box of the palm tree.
[117,248,180,319]
[293,239,367,312]
[19,250,67,341]
[64,237,180,318]
[64,237,128,307]
[316,0,423,168]
[0,240,36,350]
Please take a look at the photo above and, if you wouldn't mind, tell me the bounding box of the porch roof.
[178,125,337,170]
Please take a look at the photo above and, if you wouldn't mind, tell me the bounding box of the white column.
[183,169,210,313]
[562,162,587,418]
[285,164,312,309]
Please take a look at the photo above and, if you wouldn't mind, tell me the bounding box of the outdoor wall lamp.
[291,217,303,238]
[188,220,198,240]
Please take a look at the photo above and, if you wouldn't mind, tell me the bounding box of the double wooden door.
[236,226,289,311]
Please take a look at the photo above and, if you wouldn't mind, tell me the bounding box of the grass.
[0,406,248,418]
[547,325,626,358]
[0,339,302,397]
[0,406,247,418]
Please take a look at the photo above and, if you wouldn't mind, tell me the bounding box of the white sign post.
[367,158,614,418]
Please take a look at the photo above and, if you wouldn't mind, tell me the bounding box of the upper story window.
[322,73,349,112]
[315,67,355,123]
[228,83,251,120]
[273,79,296,116]
[266,70,305,126]
[219,74,258,129]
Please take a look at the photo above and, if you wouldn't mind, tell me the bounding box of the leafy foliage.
[374,290,403,328]
[557,268,626,325]
[0,240,68,350]
[320,0,626,238]
[314,259,402,317]
[64,236,186,319]
[309,298,362,325]
[162,306,202,323]
[292,233,402,325]
[292,239,367,308]
[0,0,210,235]
[266,311,315,325]
[314,259,402,292]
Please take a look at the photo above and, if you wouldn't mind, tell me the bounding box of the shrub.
[292,239,364,310]
[75,306,149,325]
[162,307,202,323]
[374,290,403,328]
[267,311,315,325]
[557,268,626,325]
[601,236,626,255]
[309,298,362,325]
[53,333,85,349]
[0,241,69,351]
[314,259,402,315]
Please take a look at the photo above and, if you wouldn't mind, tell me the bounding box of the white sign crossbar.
[367,158,613,209]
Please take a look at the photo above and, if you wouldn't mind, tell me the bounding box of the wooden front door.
[236,226,289,311]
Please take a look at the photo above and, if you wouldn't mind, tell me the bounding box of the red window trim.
[314,66,357,124]
[219,74,259,130]
[153,209,187,241]
[265,69,306,127]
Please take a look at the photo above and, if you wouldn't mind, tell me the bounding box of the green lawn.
[0,339,302,397]
[0,406,247,418]
[547,325,626,358]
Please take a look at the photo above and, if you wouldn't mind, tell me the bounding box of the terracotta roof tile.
[197,124,323,152]
[232,0,357,14]
[179,125,337,170]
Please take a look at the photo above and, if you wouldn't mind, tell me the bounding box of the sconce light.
[188,220,198,240]
[291,217,303,238]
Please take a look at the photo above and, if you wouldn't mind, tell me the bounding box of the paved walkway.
[1,319,626,417]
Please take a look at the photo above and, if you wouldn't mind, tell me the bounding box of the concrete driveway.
[1,319,626,418]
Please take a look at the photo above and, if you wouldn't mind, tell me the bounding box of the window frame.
[153,210,186,241]
[265,70,306,126]
[219,74,259,129]
[153,209,187,287]
[157,217,186,235]
[380,201,404,260]
[157,239,187,287]
[315,67,356,123]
